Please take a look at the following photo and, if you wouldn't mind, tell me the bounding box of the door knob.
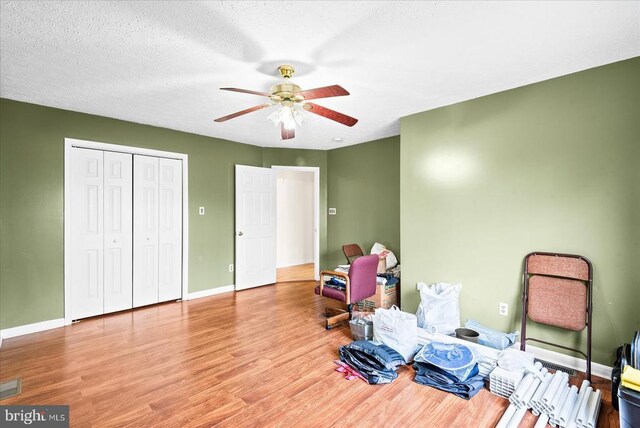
[237,231,243,236]
[113,239,118,244]
[146,237,151,241]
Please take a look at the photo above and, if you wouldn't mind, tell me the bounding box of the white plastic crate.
[489,366,524,399]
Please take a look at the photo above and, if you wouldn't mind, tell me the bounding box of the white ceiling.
[1,1,638,150]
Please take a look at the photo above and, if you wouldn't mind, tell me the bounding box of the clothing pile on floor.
[338,340,406,384]
[412,342,485,400]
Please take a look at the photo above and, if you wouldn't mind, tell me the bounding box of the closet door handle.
[237,231,243,237]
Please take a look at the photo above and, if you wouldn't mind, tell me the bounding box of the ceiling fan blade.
[220,87,270,97]
[281,124,295,140]
[296,85,349,100]
[214,104,272,122]
[303,102,358,127]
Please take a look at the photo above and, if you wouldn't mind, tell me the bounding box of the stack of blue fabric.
[324,276,346,291]
[338,341,406,385]
[413,342,485,400]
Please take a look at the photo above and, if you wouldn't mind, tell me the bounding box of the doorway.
[272,166,320,282]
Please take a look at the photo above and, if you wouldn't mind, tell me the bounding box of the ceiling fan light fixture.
[268,104,306,130]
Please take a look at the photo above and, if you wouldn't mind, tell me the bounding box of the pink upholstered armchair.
[314,254,379,329]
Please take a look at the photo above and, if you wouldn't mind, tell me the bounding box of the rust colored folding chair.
[521,252,593,380]
[342,243,364,265]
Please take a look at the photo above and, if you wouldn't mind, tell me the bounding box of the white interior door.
[69,148,104,319]
[103,152,133,314]
[158,158,183,302]
[235,165,277,290]
[133,155,159,307]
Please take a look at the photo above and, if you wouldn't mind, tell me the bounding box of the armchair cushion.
[314,285,347,302]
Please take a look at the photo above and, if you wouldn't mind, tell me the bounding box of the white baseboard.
[520,343,612,379]
[0,318,66,340]
[186,285,234,300]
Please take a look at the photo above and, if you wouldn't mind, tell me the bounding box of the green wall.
[400,57,640,365]
[326,137,400,268]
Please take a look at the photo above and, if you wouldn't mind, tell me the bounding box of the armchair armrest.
[319,270,351,304]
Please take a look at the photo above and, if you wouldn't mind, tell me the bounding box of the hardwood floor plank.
[277,263,315,282]
[0,280,619,427]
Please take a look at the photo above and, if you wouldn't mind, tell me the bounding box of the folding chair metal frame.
[521,251,593,381]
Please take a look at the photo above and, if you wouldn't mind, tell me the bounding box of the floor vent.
[535,359,578,377]
[0,378,22,400]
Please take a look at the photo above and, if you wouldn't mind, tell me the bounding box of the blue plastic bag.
[414,342,476,381]
[464,319,519,350]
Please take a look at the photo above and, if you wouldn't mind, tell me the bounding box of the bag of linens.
[373,305,417,362]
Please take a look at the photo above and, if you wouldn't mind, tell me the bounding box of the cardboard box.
[356,282,398,310]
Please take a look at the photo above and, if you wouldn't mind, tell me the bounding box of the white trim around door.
[271,165,320,281]
[64,138,189,325]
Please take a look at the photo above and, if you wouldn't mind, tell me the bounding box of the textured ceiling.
[1,1,638,150]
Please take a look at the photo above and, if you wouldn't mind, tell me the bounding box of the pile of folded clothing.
[338,340,406,385]
[324,276,346,291]
[413,341,485,400]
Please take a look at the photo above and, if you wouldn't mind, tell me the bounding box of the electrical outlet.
[199,207,205,215]
[499,302,508,316]
[328,208,337,215]
[228,264,234,272]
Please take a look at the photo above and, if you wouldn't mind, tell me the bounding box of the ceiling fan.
[214,65,358,140]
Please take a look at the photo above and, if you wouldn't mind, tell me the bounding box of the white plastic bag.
[373,305,417,362]
[415,282,462,335]
[370,242,398,270]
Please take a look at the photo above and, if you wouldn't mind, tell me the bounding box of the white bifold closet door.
[104,152,133,313]
[69,148,105,320]
[158,158,183,302]
[68,149,182,319]
[133,155,160,307]
[69,148,133,319]
[133,155,183,307]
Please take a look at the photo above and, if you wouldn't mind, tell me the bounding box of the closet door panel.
[158,158,183,302]
[69,148,104,319]
[133,155,159,307]
[104,152,133,313]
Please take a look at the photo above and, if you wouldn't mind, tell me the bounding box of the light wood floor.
[0,281,619,427]
[276,262,315,282]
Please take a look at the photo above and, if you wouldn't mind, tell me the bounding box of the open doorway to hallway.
[275,168,316,282]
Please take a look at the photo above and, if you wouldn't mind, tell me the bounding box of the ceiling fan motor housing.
[270,83,304,106]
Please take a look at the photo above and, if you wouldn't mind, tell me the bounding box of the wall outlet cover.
[199,207,205,215]
[228,264,234,272]
[328,208,337,215]
[499,302,508,316]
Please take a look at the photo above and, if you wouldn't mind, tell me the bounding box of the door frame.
[271,165,320,281]
[63,138,189,325]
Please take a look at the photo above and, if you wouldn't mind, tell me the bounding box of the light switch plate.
[199,207,205,215]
